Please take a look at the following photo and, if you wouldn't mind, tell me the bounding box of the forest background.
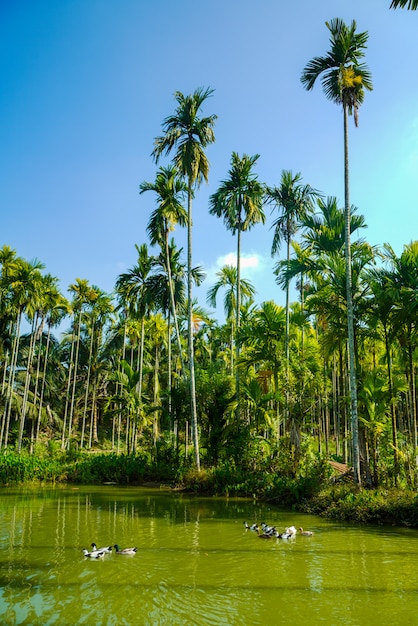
[0,1,418,525]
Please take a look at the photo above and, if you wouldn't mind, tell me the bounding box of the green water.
[0,485,417,625]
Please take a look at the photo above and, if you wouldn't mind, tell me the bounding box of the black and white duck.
[91,543,113,553]
[83,548,106,559]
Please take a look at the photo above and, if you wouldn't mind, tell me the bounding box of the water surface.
[0,485,417,625]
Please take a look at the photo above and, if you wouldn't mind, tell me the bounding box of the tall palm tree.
[266,170,319,434]
[209,152,265,416]
[238,301,286,437]
[384,242,418,481]
[301,18,373,485]
[152,87,217,470]
[140,164,188,377]
[2,257,44,450]
[206,264,255,373]
[115,243,154,452]
[63,279,97,449]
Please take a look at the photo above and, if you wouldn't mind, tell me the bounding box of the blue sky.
[1,0,417,323]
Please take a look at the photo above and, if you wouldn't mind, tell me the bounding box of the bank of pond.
[1,448,418,529]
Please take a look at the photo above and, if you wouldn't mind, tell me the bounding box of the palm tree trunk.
[235,222,241,419]
[18,314,37,452]
[67,307,82,447]
[81,323,94,448]
[36,324,51,444]
[61,327,75,450]
[344,103,361,486]
[187,178,200,470]
[284,232,291,434]
[165,235,186,378]
[2,310,22,450]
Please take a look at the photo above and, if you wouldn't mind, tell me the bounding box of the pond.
[0,485,417,625]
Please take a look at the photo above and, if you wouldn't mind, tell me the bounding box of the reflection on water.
[0,485,417,625]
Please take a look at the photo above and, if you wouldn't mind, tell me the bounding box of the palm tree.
[115,243,154,452]
[301,18,373,485]
[206,264,255,373]
[63,279,97,449]
[152,87,217,470]
[80,289,114,448]
[238,300,286,437]
[266,170,319,434]
[383,242,418,481]
[209,152,265,417]
[140,164,188,377]
[390,0,418,8]
[2,257,44,450]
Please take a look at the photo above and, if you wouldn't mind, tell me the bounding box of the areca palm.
[209,152,265,416]
[238,300,286,436]
[301,18,373,485]
[266,170,319,433]
[383,242,418,478]
[1,257,44,450]
[63,279,98,449]
[206,264,255,373]
[115,243,155,451]
[152,87,217,470]
[140,164,188,377]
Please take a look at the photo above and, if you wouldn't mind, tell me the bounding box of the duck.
[91,543,113,553]
[258,526,277,539]
[276,530,293,539]
[276,526,297,539]
[114,544,137,555]
[299,527,314,536]
[83,548,106,559]
[243,521,259,532]
[260,522,275,534]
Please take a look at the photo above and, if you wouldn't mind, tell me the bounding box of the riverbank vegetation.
[1,18,417,525]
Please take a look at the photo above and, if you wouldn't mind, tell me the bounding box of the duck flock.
[83,524,313,558]
[83,543,138,558]
[244,522,314,539]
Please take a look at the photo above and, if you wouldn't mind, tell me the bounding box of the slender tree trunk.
[67,307,82,447]
[2,311,22,450]
[384,325,398,483]
[343,103,361,486]
[284,232,291,435]
[30,320,44,453]
[235,221,241,420]
[187,178,200,470]
[36,324,51,444]
[81,323,94,448]
[18,314,37,452]
[408,343,417,484]
[165,234,186,378]
[61,326,76,450]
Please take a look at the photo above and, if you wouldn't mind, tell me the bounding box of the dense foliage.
[1,18,417,500]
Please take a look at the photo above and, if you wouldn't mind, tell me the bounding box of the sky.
[1,0,417,326]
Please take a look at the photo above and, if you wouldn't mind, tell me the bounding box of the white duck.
[91,543,113,553]
[83,548,106,559]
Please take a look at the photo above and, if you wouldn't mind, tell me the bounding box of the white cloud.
[205,251,268,283]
